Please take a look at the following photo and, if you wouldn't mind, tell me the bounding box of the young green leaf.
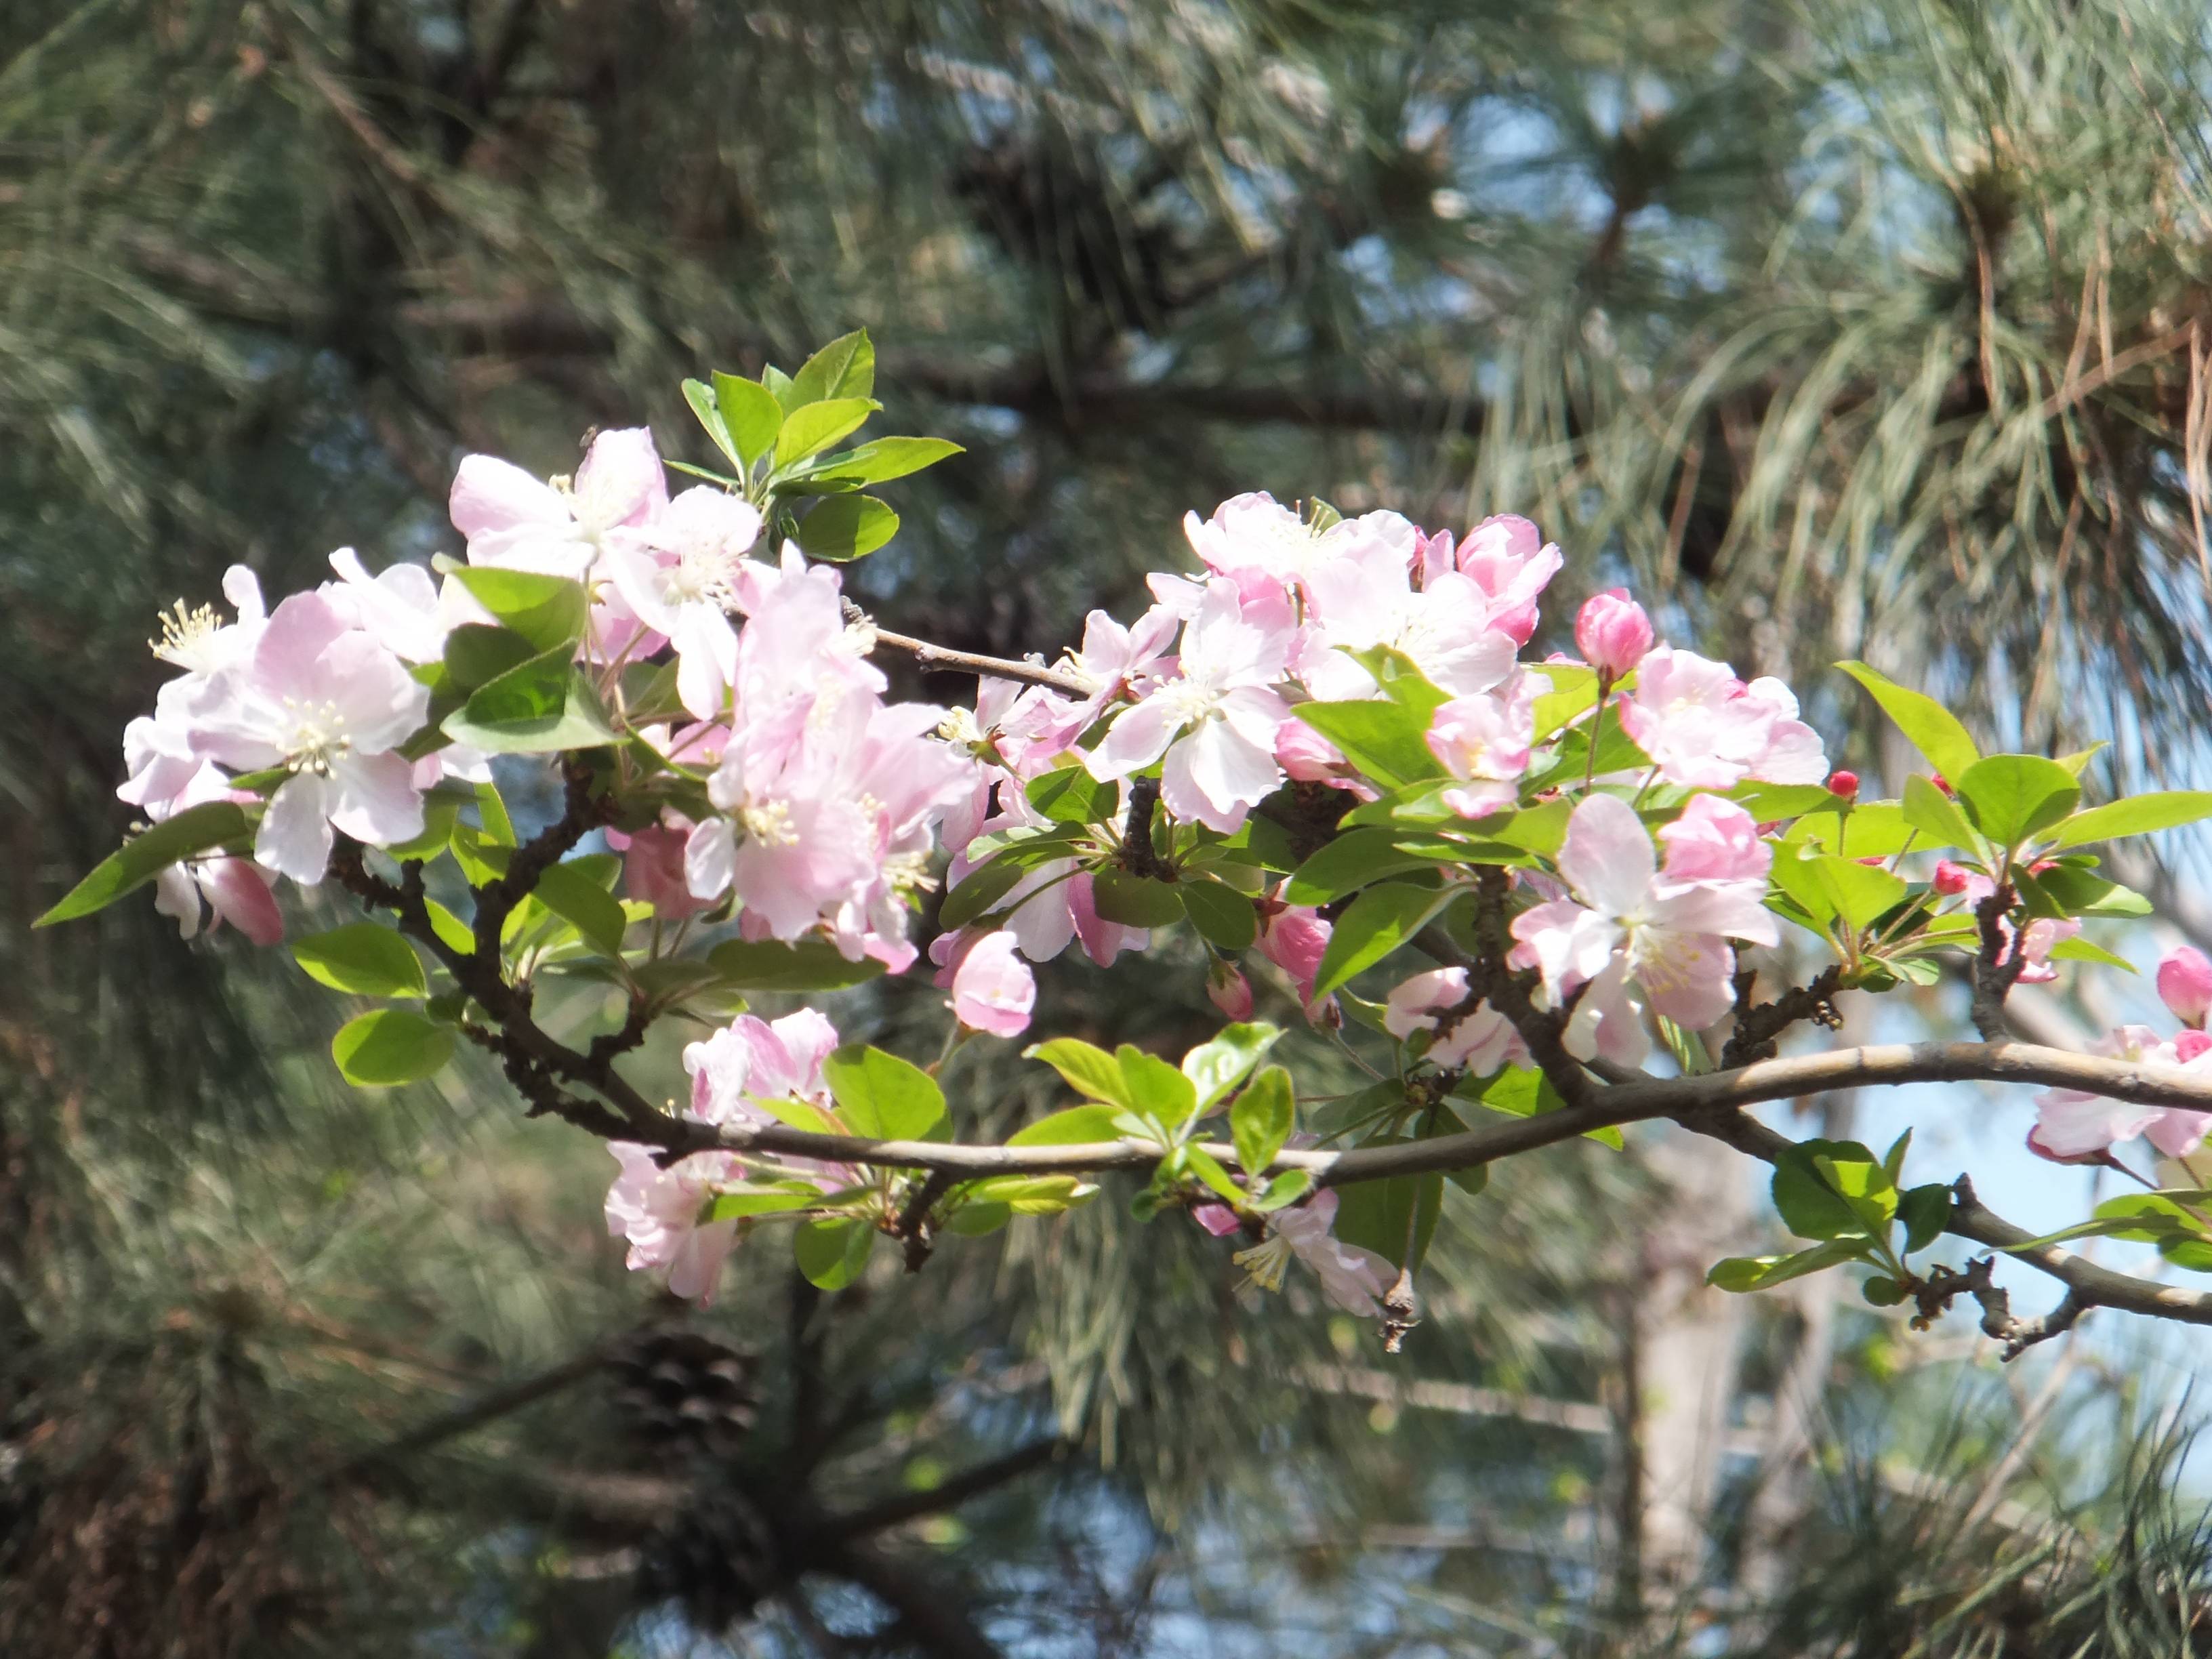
[821,1044,946,1141]
[706,939,889,991]
[1707,1237,1870,1292]
[682,377,742,472]
[1117,1044,1197,1126]
[1180,878,1258,951]
[1231,1065,1296,1177]
[1312,882,1449,998]
[1292,699,1446,790]
[1090,872,1186,928]
[1901,773,1980,854]
[1954,754,2080,851]
[1024,1038,1130,1106]
[773,396,880,470]
[447,567,588,655]
[796,494,899,561]
[1836,661,1980,781]
[1181,1023,1283,1112]
[531,860,630,956]
[293,923,428,998]
[794,1217,874,1290]
[331,1009,455,1087]
[710,370,785,468]
[35,801,253,926]
[2047,790,2212,850]
[790,329,876,404]
[795,436,962,491]
[1006,1104,1130,1146]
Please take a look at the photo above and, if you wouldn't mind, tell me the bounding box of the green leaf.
[945,1201,1012,1237]
[1813,855,1909,932]
[2048,791,2212,851]
[423,899,476,956]
[682,377,742,472]
[443,623,539,691]
[794,1217,874,1289]
[797,436,963,490]
[36,801,253,926]
[762,363,800,410]
[1312,882,1449,998]
[1181,878,1258,951]
[1897,1183,1953,1254]
[382,798,458,863]
[1025,765,1115,824]
[1785,801,1917,859]
[1284,827,1447,906]
[821,1044,946,1140]
[2028,864,2152,918]
[1006,1104,1128,1146]
[1730,782,1849,823]
[706,939,889,991]
[1231,1065,1296,1176]
[711,370,785,468]
[796,494,899,561]
[939,857,1026,930]
[1771,1139,1889,1242]
[474,779,516,846]
[460,642,571,726]
[1525,702,1651,791]
[293,923,427,998]
[1090,871,1186,928]
[1707,1238,1870,1292]
[1181,1023,1283,1111]
[1183,1144,1246,1205]
[790,329,876,404]
[1252,1168,1315,1212]
[1955,755,2081,851]
[704,1185,823,1222]
[2048,935,2135,970]
[443,672,622,754]
[1333,1165,1443,1273]
[1025,1038,1130,1106]
[447,567,588,655]
[1117,1044,1197,1126]
[1898,773,1979,855]
[532,860,629,956]
[773,396,880,470]
[331,1009,455,1087]
[962,1174,1096,1215]
[1836,661,1980,782]
[1292,700,1445,790]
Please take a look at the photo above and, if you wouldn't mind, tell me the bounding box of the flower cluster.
[2032,947,2212,1162]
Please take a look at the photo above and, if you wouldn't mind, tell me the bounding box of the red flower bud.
[1826,769,1860,800]
[1930,771,1953,796]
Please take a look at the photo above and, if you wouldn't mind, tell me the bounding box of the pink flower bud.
[1931,859,1975,897]
[1573,588,1654,680]
[1826,769,1860,800]
[2160,946,2212,1029]
[1207,963,1255,1021]
[1930,771,1954,796]
[950,930,1036,1039]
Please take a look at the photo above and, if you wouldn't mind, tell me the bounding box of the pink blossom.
[1208,962,1256,1020]
[1381,967,1527,1072]
[451,427,666,578]
[1441,514,1563,644]
[324,548,460,663]
[608,821,708,920]
[604,1143,745,1303]
[2011,918,2079,985]
[183,592,430,883]
[1574,589,1654,679]
[1617,647,1828,789]
[1191,1202,1244,1237]
[1256,901,1334,1021]
[2032,1026,2212,1160]
[1086,578,1293,832]
[1931,859,1992,901]
[2160,947,2212,1028]
[949,930,1037,1038]
[1231,1188,1393,1315]
[1509,793,1777,1066]
[1275,716,1353,785]
[1426,685,1534,819]
[684,1008,841,1128]
[603,487,763,719]
[1294,543,1517,701]
[1657,794,1771,883]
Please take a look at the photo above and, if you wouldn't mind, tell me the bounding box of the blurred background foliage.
[9,0,2212,1653]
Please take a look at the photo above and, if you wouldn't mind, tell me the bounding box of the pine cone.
[635,1488,780,1630]
[607,1329,759,1462]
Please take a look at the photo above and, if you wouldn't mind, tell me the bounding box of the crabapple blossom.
[607,821,709,920]
[1616,647,1827,790]
[1511,793,1778,1065]
[1232,1188,1393,1315]
[1429,514,1563,644]
[948,930,1037,1038]
[1426,682,1535,819]
[1086,577,1293,832]
[450,426,666,578]
[325,548,460,664]
[182,592,431,882]
[1382,968,1526,1072]
[685,1009,840,1128]
[1207,962,1256,1020]
[1294,544,1518,701]
[2160,946,2212,1028]
[1255,901,1334,1022]
[2032,1026,2212,1161]
[604,1143,745,1303]
[1574,589,1653,680]
[603,486,764,719]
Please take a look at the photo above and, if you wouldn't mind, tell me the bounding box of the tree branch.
[855,612,1092,695]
